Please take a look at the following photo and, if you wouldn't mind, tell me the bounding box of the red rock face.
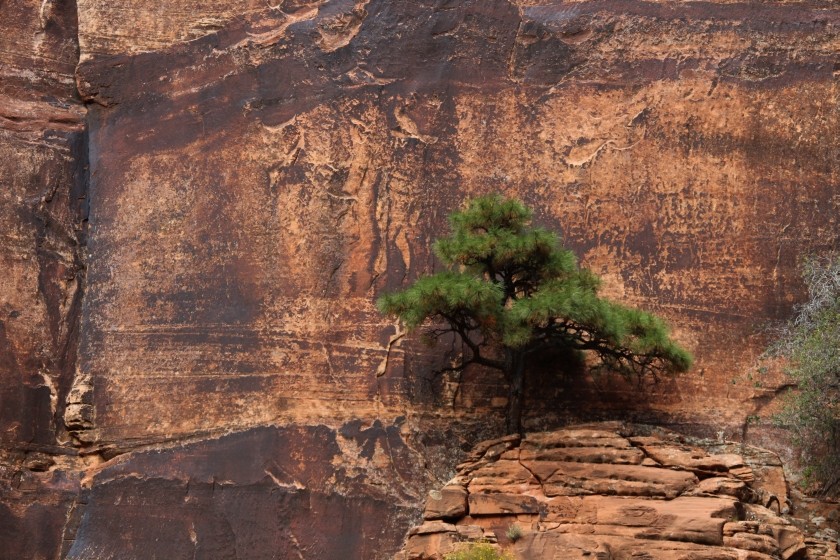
[73,0,840,449]
[3,0,840,558]
[0,0,87,557]
[1,0,86,448]
[65,424,430,559]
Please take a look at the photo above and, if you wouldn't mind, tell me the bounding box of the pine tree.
[378,195,692,434]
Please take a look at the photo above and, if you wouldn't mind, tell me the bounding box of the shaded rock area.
[62,422,431,559]
[396,423,840,560]
[1,0,88,557]
[1,0,87,450]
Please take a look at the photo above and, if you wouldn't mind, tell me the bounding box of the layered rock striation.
[4,0,840,558]
[72,0,840,448]
[1,0,88,557]
[397,423,839,560]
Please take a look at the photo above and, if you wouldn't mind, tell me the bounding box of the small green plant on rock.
[444,541,515,560]
[505,524,523,543]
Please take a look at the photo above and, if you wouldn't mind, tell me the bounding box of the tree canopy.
[378,194,692,433]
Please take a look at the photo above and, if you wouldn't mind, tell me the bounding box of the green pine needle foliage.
[378,194,691,382]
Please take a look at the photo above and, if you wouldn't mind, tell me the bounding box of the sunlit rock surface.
[396,423,839,560]
[74,0,840,446]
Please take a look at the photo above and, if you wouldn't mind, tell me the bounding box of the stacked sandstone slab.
[396,423,839,560]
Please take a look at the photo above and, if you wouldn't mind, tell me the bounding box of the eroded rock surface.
[74,0,840,449]
[5,1,840,558]
[0,0,88,557]
[63,422,431,559]
[396,423,840,560]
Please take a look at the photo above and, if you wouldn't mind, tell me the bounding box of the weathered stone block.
[424,485,468,520]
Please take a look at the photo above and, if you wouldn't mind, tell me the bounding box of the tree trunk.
[506,350,525,435]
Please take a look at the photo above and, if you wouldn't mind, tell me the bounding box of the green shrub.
[773,255,840,496]
[505,524,523,542]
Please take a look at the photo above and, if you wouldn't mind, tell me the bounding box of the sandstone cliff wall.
[2,1,840,558]
[75,0,840,446]
[1,0,87,556]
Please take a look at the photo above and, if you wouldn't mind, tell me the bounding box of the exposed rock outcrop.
[4,0,840,558]
[74,0,840,450]
[396,423,840,560]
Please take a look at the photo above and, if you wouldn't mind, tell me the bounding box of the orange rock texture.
[2,0,840,558]
[71,0,840,446]
[396,423,839,560]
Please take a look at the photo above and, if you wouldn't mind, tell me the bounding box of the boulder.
[689,476,748,499]
[579,495,736,546]
[411,521,458,536]
[467,460,540,493]
[424,485,468,520]
[520,446,645,465]
[528,461,697,498]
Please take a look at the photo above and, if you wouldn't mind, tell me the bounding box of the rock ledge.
[395,422,839,560]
